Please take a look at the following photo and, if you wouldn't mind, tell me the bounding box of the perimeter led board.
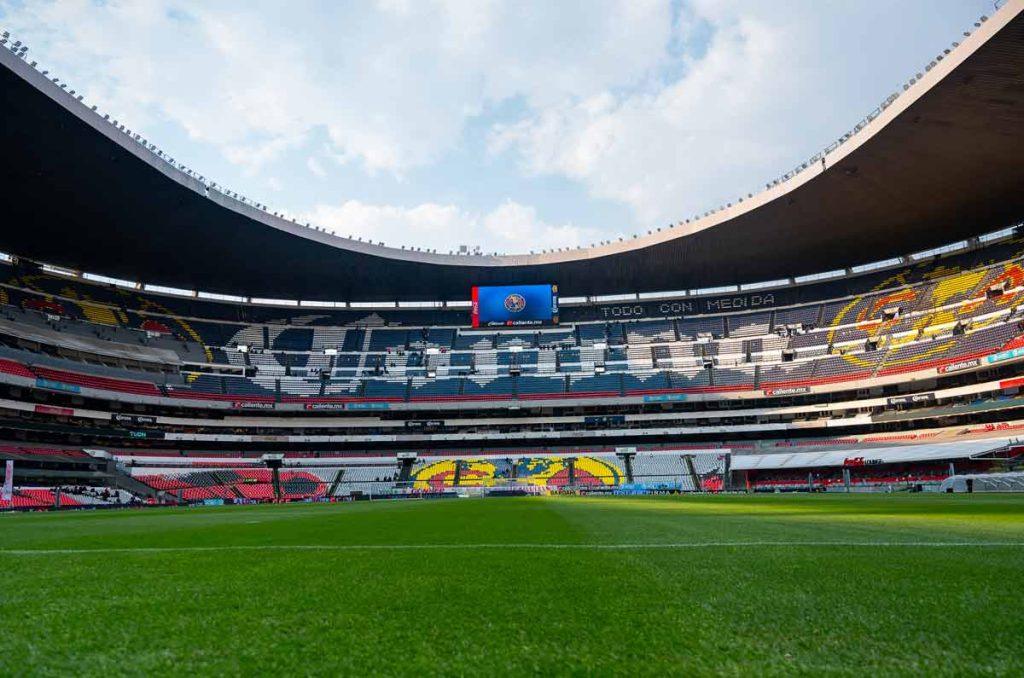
[471,284,559,327]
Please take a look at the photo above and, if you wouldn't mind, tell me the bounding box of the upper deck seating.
[748,335,789,356]
[367,329,409,352]
[536,329,575,347]
[270,327,314,352]
[454,332,495,350]
[497,332,537,349]
[774,305,821,328]
[248,352,286,375]
[409,328,454,349]
[625,320,676,344]
[790,331,831,349]
[728,312,771,338]
[576,323,607,345]
[447,352,475,370]
[678,317,724,339]
[311,327,348,351]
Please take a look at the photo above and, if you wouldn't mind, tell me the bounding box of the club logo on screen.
[503,293,527,313]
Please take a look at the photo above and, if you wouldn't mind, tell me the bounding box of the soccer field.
[1,494,1022,675]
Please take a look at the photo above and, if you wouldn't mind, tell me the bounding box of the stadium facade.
[2,1,1024,508]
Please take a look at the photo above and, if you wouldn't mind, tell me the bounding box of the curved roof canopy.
[1,2,1023,302]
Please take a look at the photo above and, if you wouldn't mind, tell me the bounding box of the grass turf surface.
[1,494,1022,675]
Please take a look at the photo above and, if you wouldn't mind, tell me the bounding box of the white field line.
[1,541,1023,555]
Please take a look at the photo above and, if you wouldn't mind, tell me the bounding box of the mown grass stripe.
[2,541,1023,555]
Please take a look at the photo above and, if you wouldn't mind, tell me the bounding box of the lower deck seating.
[0,358,36,379]
[135,469,328,501]
[461,376,515,398]
[569,373,621,395]
[409,377,462,399]
[32,365,162,396]
[517,376,567,397]
[631,454,696,490]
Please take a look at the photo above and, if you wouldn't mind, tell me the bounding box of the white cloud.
[301,199,604,254]
[488,0,995,228]
[489,14,789,225]
[1,0,676,175]
[306,157,327,178]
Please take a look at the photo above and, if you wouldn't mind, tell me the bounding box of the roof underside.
[1,8,1023,302]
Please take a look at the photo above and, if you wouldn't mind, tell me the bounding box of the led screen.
[471,284,559,327]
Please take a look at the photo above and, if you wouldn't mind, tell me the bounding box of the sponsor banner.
[886,393,936,406]
[843,456,883,467]
[111,414,157,425]
[2,460,12,501]
[127,430,163,440]
[937,358,980,374]
[999,376,1024,390]
[202,498,225,506]
[584,415,627,426]
[763,386,811,397]
[303,402,348,411]
[641,394,688,403]
[404,420,445,430]
[34,404,74,416]
[232,401,276,410]
[346,402,391,411]
[35,378,80,394]
[986,347,1024,365]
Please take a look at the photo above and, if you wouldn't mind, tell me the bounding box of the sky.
[0,0,998,255]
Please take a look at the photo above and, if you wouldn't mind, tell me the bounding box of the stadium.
[1,1,1024,674]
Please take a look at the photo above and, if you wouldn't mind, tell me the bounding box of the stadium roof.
[1,1,1023,302]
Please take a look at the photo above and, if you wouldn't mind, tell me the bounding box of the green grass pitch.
[1,494,1023,675]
